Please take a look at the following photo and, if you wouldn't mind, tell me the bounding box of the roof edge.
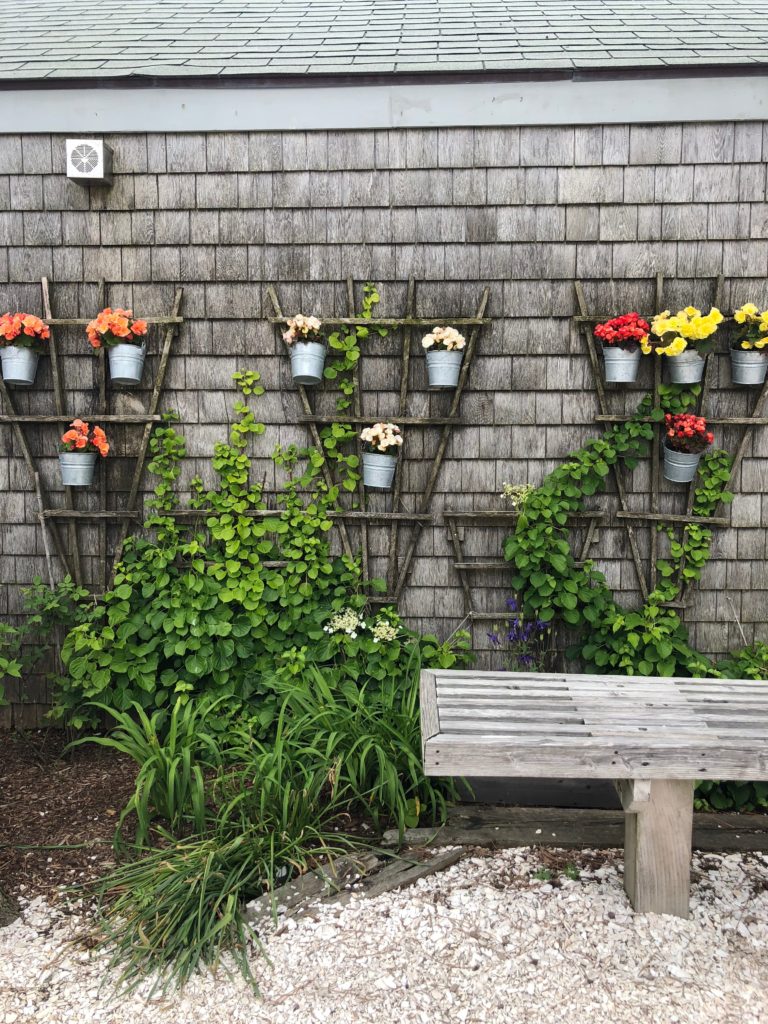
[1,61,767,92]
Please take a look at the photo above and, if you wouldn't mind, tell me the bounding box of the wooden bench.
[420,670,768,918]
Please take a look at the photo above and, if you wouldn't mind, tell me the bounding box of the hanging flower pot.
[360,422,403,490]
[650,306,723,385]
[667,349,706,384]
[0,312,50,387]
[86,307,149,387]
[58,419,109,488]
[282,314,326,385]
[662,413,713,483]
[594,313,651,384]
[422,326,466,389]
[59,451,98,487]
[108,342,146,386]
[730,304,768,386]
[731,348,768,386]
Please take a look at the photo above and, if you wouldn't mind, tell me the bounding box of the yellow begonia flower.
[742,340,754,349]
[657,336,688,356]
[640,336,653,355]
[684,306,701,318]
[756,339,767,349]
[735,303,759,322]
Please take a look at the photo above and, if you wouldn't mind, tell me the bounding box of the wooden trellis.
[445,272,768,639]
[444,508,605,621]
[574,272,768,609]
[266,279,491,604]
[0,277,183,593]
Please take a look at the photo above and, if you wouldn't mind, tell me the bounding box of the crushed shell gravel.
[1,846,767,1024]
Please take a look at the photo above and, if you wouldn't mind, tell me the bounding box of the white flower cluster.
[421,326,466,351]
[282,314,322,345]
[500,482,534,508]
[323,607,366,639]
[371,617,398,643]
[359,421,403,453]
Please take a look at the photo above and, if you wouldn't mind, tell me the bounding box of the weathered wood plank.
[382,805,768,854]
[423,738,768,780]
[614,779,652,813]
[624,780,694,917]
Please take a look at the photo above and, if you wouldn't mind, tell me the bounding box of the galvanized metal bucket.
[667,349,705,384]
[362,452,397,490]
[0,346,39,387]
[663,444,702,483]
[426,348,464,388]
[289,341,326,385]
[59,452,97,487]
[602,345,640,383]
[730,348,768,386]
[108,342,146,386]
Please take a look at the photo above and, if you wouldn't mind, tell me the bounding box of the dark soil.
[0,730,138,901]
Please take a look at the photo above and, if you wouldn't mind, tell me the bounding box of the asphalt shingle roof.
[1,0,767,80]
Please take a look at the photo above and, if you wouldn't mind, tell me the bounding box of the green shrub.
[716,642,768,681]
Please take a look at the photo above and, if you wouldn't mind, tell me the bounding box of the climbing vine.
[504,387,735,678]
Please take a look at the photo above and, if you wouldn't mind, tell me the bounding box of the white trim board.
[0,75,766,132]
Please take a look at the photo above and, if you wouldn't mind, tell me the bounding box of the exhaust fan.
[65,138,113,185]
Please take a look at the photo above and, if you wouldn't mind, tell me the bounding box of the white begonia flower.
[422,326,466,352]
[283,313,322,346]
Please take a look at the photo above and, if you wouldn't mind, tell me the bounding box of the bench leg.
[623,779,694,919]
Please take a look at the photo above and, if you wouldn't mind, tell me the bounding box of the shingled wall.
[1,121,767,724]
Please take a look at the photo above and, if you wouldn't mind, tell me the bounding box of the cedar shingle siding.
[1,123,767,722]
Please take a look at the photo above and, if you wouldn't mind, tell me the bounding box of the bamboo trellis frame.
[0,277,184,593]
[267,278,491,604]
[572,272,765,611]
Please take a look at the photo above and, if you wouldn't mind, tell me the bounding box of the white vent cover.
[65,138,113,185]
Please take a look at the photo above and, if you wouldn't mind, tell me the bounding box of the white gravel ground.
[1,846,767,1024]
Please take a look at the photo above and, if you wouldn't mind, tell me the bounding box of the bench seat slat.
[422,670,768,782]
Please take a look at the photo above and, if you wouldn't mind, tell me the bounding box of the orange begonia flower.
[130,319,148,336]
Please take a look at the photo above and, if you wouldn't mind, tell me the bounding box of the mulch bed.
[0,730,138,901]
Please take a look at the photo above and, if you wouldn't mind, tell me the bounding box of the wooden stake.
[110,288,184,577]
[266,285,353,560]
[387,277,415,596]
[392,287,490,602]
[42,276,81,584]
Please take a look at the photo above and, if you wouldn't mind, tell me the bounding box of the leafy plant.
[69,697,231,848]
[91,745,357,994]
[0,623,22,706]
[717,642,768,681]
[274,655,460,836]
[322,282,387,411]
